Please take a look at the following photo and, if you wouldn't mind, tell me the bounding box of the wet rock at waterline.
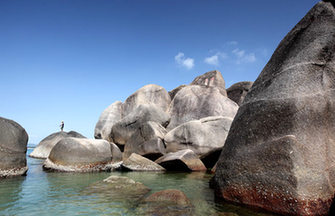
[29,131,85,159]
[111,104,170,146]
[212,1,335,215]
[191,70,227,96]
[164,116,233,167]
[84,175,151,202]
[0,117,28,177]
[123,121,166,161]
[94,101,123,141]
[121,153,165,171]
[167,85,238,130]
[137,189,193,216]
[226,81,253,106]
[43,138,118,172]
[155,149,206,172]
[122,84,171,117]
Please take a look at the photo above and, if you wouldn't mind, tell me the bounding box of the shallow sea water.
[0,148,274,216]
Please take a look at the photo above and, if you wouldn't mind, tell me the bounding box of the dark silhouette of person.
[60,121,64,132]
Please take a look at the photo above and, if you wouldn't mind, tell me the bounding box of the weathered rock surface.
[226,81,253,106]
[137,189,193,216]
[110,143,122,163]
[43,138,116,172]
[122,84,171,117]
[212,1,335,215]
[121,153,165,171]
[164,116,232,157]
[155,149,206,172]
[94,101,123,141]
[167,85,238,130]
[84,175,151,202]
[190,70,227,96]
[111,104,170,145]
[169,84,187,100]
[0,117,28,177]
[123,121,166,160]
[29,131,85,159]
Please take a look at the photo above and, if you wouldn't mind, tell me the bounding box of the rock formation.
[29,130,85,159]
[191,70,227,96]
[226,81,253,106]
[167,85,238,130]
[212,1,335,215]
[0,117,28,177]
[94,101,123,141]
[43,138,117,172]
[121,153,165,171]
[155,149,207,172]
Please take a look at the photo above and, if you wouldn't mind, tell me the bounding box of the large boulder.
[167,85,238,130]
[164,116,233,168]
[121,153,165,171]
[122,84,171,117]
[123,121,167,160]
[111,104,170,146]
[43,138,116,172]
[155,149,206,172]
[190,70,227,96]
[29,131,85,159]
[226,81,253,106]
[94,101,123,141]
[0,117,28,177]
[169,84,187,100]
[212,1,335,215]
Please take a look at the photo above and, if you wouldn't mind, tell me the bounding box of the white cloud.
[175,52,194,69]
[232,48,256,64]
[204,52,227,66]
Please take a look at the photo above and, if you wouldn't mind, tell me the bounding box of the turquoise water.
[0,148,273,216]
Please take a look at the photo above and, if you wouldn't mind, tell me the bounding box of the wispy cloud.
[232,48,256,64]
[204,52,227,66]
[227,41,238,46]
[175,52,194,70]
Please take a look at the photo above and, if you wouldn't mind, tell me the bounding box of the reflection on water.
[0,149,274,216]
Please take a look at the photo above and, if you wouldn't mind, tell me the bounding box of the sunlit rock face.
[212,1,335,215]
[0,117,28,177]
[190,70,227,96]
[29,131,85,159]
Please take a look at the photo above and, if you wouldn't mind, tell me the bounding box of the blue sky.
[0,0,319,144]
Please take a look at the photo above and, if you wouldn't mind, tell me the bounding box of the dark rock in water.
[29,130,85,159]
[137,189,193,216]
[0,117,28,177]
[84,175,151,202]
[169,84,187,100]
[121,153,165,171]
[94,101,123,141]
[43,138,117,172]
[212,1,335,215]
[191,70,227,96]
[122,84,171,117]
[111,104,170,146]
[226,81,253,106]
[200,148,222,169]
[164,116,232,166]
[123,121,166,161]
[155,149,207,172]
[167,85,238,130]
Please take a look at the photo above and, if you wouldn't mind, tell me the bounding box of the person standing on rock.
[60,121,64,132]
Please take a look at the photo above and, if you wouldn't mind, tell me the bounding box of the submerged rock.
[43,138,116,172]
[0,117,28,177]
[167,85,238,130]
[29,131,85,159]
[212,1,335,215]
[94,101,123,141]
[155,149,206,172]
[226,81,253,106]
[121,153,165,171]
[164,116,233,165]
[191,70,227,96]
[122,84,171,117]
[111,104,170,146]
[123,121,167,161]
